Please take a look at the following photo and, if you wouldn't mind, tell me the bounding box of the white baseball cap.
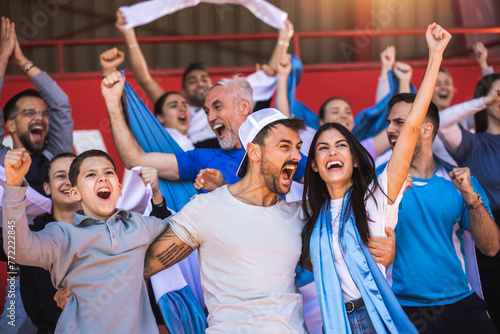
[236,108,288,178]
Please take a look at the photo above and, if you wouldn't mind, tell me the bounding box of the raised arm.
[393,61,413,94]
[0,17,16,141]
[439,80,500,153]
[100,47,125,77]
[3,149,60,269]
[372,130,391,157]
[144,225,193,279]
[101,71,180,180]
[267,19,294,75]
[0,17,15,80]
[450,167,500,257]
[276,54,292,118]
[375,45,395,103]
[7,22,73,155]
[386,23,451,202]
[116,10,165,104]
[473,42,494,76]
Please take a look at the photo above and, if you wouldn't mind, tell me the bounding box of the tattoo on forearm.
[144,226,193,278]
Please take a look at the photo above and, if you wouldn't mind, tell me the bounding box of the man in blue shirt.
[380,93,499,333]
[104,73,306,186]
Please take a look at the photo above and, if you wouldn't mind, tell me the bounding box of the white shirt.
[169,186,308,333]
[329,167,405,301]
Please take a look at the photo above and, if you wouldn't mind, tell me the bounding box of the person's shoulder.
[277,198,304,215]
[182,185,228,208]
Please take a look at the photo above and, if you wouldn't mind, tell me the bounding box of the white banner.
[119,0,287,30]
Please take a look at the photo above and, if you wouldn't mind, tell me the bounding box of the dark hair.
[388,93,440,139]
[300,123,383,267]
[154,92,184,116]
[252,118,306,147]
[473,73,500,133]
[438,67,451,77]
[182,62,209,89]
[3,89,43,122]
[318,97,352,121]
[43,152,77,184]
[69,150,116,186]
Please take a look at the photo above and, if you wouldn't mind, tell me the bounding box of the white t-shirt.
[330,167,404,301]
[169,185,308,334]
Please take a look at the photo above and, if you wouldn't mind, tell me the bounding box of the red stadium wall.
[0,63,487,179]
[0,63,491,308]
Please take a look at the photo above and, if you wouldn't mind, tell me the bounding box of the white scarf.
[119,0,287,30]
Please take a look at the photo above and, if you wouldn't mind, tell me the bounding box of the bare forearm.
[105,98,145,168]
[123,29,164,104]
[399,79,410,94]
[467,198,500,257]
[387,53,443,200]
[268,43,288,74]
[407,52,442,127]
[144,225,194,279]
[276,74,291,117]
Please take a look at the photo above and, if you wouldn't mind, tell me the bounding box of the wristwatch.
[466,193,483,210]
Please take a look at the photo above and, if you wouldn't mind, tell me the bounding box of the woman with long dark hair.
[300,23,451,333]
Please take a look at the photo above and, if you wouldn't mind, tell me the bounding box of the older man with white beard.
[104,73,307,186]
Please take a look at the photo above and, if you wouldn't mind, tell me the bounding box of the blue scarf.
[310,192,417,333]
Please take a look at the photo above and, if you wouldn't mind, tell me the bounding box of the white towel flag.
[119,0,287,30]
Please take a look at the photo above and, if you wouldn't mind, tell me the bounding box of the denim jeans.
[0,275,37,334]
[347,304,376,334]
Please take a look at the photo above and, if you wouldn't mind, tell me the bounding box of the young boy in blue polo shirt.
[2,148,168,333]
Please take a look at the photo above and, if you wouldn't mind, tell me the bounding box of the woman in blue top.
[299,23,451,334]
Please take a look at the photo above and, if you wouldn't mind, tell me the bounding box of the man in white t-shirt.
[144,108,308,333]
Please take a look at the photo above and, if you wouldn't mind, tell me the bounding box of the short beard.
[260,157,293,196]
[19,132,46,155]
[188,94,205,109]
[217,131,239,150]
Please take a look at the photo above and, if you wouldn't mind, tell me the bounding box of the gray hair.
[211,75,254,109]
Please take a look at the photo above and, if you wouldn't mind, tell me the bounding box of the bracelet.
[277,40,289,47]
[23,63,35,75]
[128,43,138,49]
[466,193,483,210]
[19,60,33,73]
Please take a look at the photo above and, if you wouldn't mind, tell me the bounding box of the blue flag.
[123,81,200,212]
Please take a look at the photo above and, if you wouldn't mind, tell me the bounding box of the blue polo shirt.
[175,148,307,186]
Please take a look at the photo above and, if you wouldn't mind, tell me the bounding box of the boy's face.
[69,156,122,221]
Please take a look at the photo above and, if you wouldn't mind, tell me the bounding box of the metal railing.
[13,26,500,76]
